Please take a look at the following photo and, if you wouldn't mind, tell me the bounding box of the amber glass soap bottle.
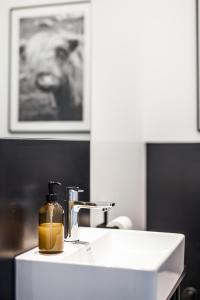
[39,181,64,253]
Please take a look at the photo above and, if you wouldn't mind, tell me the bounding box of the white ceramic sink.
[15,227,185,300]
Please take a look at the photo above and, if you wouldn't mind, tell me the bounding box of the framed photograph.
[9,2,90,132]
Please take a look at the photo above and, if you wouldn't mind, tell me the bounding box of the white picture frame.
[9,2,90,132]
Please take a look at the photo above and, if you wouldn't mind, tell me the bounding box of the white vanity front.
[15,227,185,300]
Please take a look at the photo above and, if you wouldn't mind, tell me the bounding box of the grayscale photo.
[10,3,90,132]
[20,14,83,121]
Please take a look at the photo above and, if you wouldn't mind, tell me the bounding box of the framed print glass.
[9,2,90,132]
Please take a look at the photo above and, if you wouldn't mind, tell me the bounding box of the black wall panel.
[147,143,200,297]
[0,139,90,300]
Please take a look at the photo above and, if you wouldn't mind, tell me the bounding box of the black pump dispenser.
[46,181,61,202]
[39,180,64,253]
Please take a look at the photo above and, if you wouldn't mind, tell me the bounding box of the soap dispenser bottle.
[38,181,64,253]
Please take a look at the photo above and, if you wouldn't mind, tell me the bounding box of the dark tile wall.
[0,139,90,300]
[147,143,200,297]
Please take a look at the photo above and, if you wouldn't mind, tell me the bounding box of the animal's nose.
[37,73,53,84]
[36,73,59,91]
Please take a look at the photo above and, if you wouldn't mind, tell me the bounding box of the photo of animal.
[19,14,84,121]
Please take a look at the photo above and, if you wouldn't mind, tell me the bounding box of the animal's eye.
[56,47,68,60]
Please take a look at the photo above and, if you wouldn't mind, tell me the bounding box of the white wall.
[90,0,145,229]
[140,0,197,142]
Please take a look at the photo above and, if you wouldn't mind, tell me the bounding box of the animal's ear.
[37,19,55,29]
[19,41,26,62]
[68,40,79,52]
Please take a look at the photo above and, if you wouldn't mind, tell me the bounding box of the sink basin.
[15,227,185,300]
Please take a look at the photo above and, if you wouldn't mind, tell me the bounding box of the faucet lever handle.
[66,186,84,201]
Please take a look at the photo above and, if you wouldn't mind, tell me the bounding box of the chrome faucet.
[64,187,115,242]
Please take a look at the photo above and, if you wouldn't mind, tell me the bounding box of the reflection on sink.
[15,227,185,300]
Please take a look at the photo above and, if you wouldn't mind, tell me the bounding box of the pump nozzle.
[46,181,62,202]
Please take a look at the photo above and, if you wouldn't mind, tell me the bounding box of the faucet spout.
[64,187,115,242]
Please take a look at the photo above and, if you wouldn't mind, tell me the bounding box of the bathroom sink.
[15,227,185,300]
